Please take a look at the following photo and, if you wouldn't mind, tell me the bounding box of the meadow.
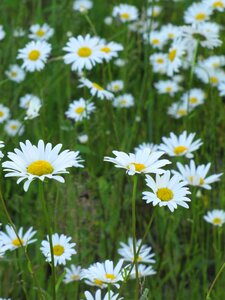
[0,0,225,299]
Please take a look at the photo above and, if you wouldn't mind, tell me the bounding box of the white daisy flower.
[19,94,42,109]
[0,225,36,251]
[73,0,93,12]
[82,260,124,288]
[168,101,193,119]
[113,94,134,108]
[65,98,96,122]
[0,141,4,160]
[64,265,83,283]
[0,240,7,257]
[5,64,26,83]
[24,99,42,120]
[203,0,225,11]
[79,78,114,100]
[173,160,223,190]
[130,264,156,279]
[143,30,167,49]
[29,23,54,41]
[104,148,171,176]
[181,88,205,108]
[2,140,81,191]
[83,289,123,300]
[203,210,225,226]
[184,2,212,24]
[166,39,186,76]
[112,4,138,23]
[161,24,181,41]
[40,233,76,266]
[17,40,51,72]
[107,80,124,93]
[159,131,203,159]
[203,55,225,69]
[99,41,123,62]
[0,25,6,41]
[146,5,162,17]
[0,104,10,123]
[154,80,180,96]
[134,143,158,153]
[4,120,24,137]
[218,81,225,96]
[143,171,191,212]
[149,53,167,74]
[195,66,225,86]
[63,34,103,72]
[118,237,155,264]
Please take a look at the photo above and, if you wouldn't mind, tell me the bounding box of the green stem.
[84,13,97,35]
[206,262,225,300]
[39,182,56,300]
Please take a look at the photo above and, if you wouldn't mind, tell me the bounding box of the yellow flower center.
[36,29,45,37]
[12,238,24,247]
[213,1,224,8]
[212,217,222,225]
[177,109,187,116]
[105,273,116,280]
[174,146,188,155]
[165,87,172,92]
[94,279,103,286]
[92,82,104,91]
[53,244,65,256]
[10,125,18,130]
[210,76,219,84]
[195,12,206,21]
[157,188,174,201]
[132,163,146,172]
[120,13,130,19]
[27,160,53,176]
[168,33,175,39]
[119,99,127,105]
[75,107,85,114]
[199,177,204,185]
[28,50,41,61]
[72,275,80,280]
[189,97,198,104]
[77,47,92,57]
[113,85,120,91]
[152,39,159,45]
[189,176,194,182]
[0,111,4,117]
[156,58,164,64]
[168,49,177,62]
[132,255,142,262]
[101,46,111,53]
[11,71,18,77]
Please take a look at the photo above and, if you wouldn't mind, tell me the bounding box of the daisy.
[73,0,93,12]
[112,4,138,23]
[0,240,7,257]
[143,31,166,49]
[40,233,76,266]
[99,41,123,62]
[29,23,54,41]
[154,80,180,96]
[203,55,225,69]
[181,88,205,108]
[65,98,96,122]
[146,5,162,17]
[143,171,191,212]
[4,120,24,136]
[104,16,113,25]
[195,66,224,86]
[104,148,171,176]
[107,80,124,93]
[134,143,158,153]
[218,81,225,96]
[2,140,82,191]
[203,210,225,226]
[159,131,203,158]
[173,160,223,190]
[204,0,225,11]
[79,78,114,100]
[166,39,186,76]
[5,64,26,83]
[82,260,124,288]
[63,34,103,72]
[0,225,36,251]
[184,2,212,24]
[161,24,181,41]
[130,264,156,279]
[0,141,4,160]
[0,25,6,40]
[64,265,83,283]
[19,94,42,109]
[118,237,155,264]
[24,99,42,120]
[168,101,193,119]
[17,40,51,72]
[113,94,134,108]
[83,289,123,300]
[149,53,167,74]
[0,104,10,123]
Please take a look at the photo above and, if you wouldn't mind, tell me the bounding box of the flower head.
[65,98,96,122]
[203,209,225,226]
[5,64,26,83]
[29,23,54,41]
[64,265,83,283]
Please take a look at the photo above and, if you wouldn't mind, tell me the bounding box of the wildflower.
[154,80,180,96]
[130,264,156,278]
[147,5,162,17]
[5,65,25,83]
[17,40,51,72]
[83,289,123,300]
[181,88,205,108]
[99,40,123,62]
[0,104,10,123]
[0,225,36,251]
[104,148,171,176]
[41,233,76,266]
[28,23,54,41]
[0,141,4,160]
[168,101,193,119]
[195,66,224,86]
[63,34,103,72]
[203,210,225,226]
[19,94,42,109]
[218,81,225,96]
[64,265,83,283]
[107,80,124,93]
[113,94,134,108]
[78,134,89,144]
[79,78,114,100]
[173,160,223,190]
[24,99,42,120]
[143,171,191,212]
[159,131,202,158]
[184,2,212,24]
[112,4,138,23]
[161,24,181,41]
[13,28,26,37]
[65,98,96,122]
[4,120,24,136]
[149,53,167,74]
[114,58,126,67]
[73,0,93,12]
[2,140,82,191]
[203,0,225,12]
[166,39,186,76]
[143,30,167,49]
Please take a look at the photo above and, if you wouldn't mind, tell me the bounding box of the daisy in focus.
[5,64,26,83]
[159,131,203,158]
[112,4,138,23]
[143,171,191,212]
[17,40,51,72]
[173,160,223,190]
[65,98,96,122]
[83,290,123,300]
[64,265,83,283]
[0,225,36,251]
[2,140,83,191]
[28,23,54,41]
[4,120,24,137]
[79,78,114,100]
[99,41,123,62]
[104,148,171,176]
[0,104,10,124]
[203,210,225,227]
[40,233,76,266]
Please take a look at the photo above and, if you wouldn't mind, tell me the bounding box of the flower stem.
[206,262,225,300]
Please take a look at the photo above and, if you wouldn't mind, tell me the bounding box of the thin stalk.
[83,13,97,35]
[206,262,225,300]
